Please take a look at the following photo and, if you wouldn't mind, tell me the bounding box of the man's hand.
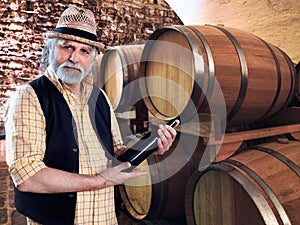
[156,119,179,155]
[99,160,148,187]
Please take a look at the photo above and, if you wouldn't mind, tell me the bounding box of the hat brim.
[46,31,105,53]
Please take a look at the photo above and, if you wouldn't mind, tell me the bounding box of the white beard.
[56,61,85,84]
[49,53,93,84]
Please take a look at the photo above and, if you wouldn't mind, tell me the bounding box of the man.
[5,6,177,225]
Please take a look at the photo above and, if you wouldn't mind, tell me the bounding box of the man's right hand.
[98,160,148,187]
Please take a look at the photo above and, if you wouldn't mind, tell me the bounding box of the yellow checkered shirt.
[5,67,125,225]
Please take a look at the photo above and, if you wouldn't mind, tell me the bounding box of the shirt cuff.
[8,158,47,187]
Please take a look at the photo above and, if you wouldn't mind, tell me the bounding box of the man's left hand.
[156,120,179,154]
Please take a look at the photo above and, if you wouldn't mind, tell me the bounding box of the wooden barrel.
[91,53,104,88]
[185,140,300,225]
[100,44,144,112]
[258,62,300,126]
[295,61,300,102]
[0,139,5,162]
[118,132,205,220]
[140,25,296,126]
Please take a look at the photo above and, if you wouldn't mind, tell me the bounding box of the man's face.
[49,39,95,84]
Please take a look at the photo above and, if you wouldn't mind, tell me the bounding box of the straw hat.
[46,6,104,52]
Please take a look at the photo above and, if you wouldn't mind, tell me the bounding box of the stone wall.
[0,0,182,127]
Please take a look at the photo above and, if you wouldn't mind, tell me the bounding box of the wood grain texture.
[185,140,300,225]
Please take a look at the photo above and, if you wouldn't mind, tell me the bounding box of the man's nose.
[69,51,79,63]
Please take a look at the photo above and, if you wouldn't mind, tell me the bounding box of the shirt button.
[72,148,78,153]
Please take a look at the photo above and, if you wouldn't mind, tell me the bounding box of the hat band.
[54,27,98,42]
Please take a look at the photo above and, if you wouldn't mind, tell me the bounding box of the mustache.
[59,61,84,73]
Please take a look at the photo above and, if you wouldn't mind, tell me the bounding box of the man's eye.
[63,46,72,50]
[81,49,90,54]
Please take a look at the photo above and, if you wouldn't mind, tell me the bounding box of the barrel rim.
[117,155,163,220]
[100,48,124,108]
[225,158,291,225]
[249,144,300,176]
[139,25,206,122]
[185,163,279,225]
[101,45,144,111]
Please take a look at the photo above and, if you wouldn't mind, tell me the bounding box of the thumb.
[107,160,113,168]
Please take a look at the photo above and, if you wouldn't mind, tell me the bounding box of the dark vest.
[14,75,114,225]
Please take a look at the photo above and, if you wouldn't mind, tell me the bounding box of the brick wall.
[0,154,26,225]
[0,0,182,127]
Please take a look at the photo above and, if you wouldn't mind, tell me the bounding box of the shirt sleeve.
[5,85,47,187]
[110,109,128,157]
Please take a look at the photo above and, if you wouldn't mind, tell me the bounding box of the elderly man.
[5,6,177,225]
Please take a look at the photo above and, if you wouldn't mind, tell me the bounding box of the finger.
[107,160,113,168]
[156,138,165,154]
[131,167,148,173]
[117,162,131,171]
[159,125,172,141]
[125,172,148,181]
[129,169,148,177]
[160,123,177,142]
[157,128,170,147]
[165,125,177,141]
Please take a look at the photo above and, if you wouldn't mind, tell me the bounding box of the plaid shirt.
[5,67,125,225]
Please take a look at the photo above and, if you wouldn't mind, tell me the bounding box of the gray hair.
[39,38,98,72]
[39,38,57,72]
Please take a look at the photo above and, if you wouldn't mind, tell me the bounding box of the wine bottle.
[116,119,179,170]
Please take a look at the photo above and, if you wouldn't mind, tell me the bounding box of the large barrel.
[185,140,300,225]
[100,44,144,112]
[91,53,103,88]
[258,62,300,127]
[118,132,205,220]
[140,25,296,126]
[295,62,300,102]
